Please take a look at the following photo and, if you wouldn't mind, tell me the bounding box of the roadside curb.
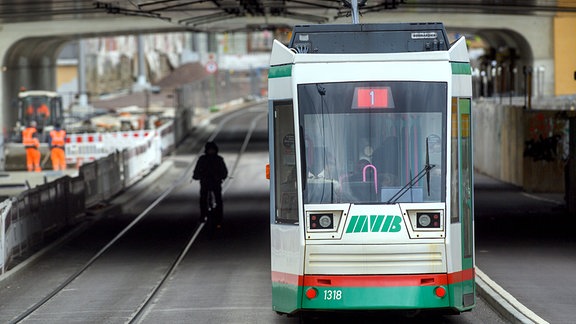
[476,268,549,324]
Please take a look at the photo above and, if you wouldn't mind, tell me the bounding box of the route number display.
[352,87,394,109]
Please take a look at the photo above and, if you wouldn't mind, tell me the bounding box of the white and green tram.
[268,23,474,316]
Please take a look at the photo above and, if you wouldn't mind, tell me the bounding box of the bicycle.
[202,188,222,236]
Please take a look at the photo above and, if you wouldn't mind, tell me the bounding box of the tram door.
[271,100,303,312]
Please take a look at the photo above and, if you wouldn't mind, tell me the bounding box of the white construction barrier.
[0,120,177,275]
[67,130,150,167]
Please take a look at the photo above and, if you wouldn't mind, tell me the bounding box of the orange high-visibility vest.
[22,127,39,148]
[49,129,66,148]
[37,104,50,117]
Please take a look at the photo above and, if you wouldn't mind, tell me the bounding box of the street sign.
[205,60,218,74]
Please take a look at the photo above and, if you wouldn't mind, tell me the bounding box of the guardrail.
[0,118,177,275]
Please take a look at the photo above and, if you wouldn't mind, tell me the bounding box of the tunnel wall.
[474,101,567,193]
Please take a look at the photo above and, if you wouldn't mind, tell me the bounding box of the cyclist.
[192,141,228,228]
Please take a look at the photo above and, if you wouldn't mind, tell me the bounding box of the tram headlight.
[309,213,334,230]
[416,212,441,228]
[319,215,332,228]
[418,214,432,227]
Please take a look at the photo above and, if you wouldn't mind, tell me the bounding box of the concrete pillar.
[133,34,150,92]
[38,56,53,90]
[18,56,31,90]
[207,33,217,53]
[190,33,198,52]
[77,39,89,107]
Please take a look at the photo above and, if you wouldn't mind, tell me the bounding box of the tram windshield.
[298,81,447,204]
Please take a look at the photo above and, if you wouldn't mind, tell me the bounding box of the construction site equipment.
[4,91,64,171]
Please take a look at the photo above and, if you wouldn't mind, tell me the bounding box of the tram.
[268,23,474,315]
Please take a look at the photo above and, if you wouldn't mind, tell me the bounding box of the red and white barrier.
[65,122,174,168]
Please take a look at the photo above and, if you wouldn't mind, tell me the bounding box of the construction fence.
[0,117,179,275]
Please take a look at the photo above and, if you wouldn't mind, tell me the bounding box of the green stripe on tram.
[301,285,452,310]
[451,62,471,75]
[272,282,301,313]
[272,281,475,313]
[269,65,292,78]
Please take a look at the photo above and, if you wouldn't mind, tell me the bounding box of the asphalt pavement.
[474,172,576,324]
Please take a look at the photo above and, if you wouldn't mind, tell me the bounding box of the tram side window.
[274,102,299,224]
[450,98,473,229]
[460,99,473,258]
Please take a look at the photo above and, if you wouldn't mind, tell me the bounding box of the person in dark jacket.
[193,141,228,226]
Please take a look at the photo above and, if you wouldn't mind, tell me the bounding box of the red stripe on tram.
[273,269,475,287]
[303,273,448,287]
[271,271,303,286]
[447,268,475,284]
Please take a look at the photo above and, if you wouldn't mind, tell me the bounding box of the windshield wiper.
[386,137,435,204]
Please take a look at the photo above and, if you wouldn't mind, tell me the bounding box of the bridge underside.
[0,1,575,32]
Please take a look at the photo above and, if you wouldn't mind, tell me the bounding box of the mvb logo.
[345,215,402,233]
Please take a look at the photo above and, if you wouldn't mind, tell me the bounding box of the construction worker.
[26,101,50,121]
[49,123,66,171]
[22,120,41,172]
[37,103,50,119]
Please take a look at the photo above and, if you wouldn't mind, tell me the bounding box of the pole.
[351,0,360,24]
[78,40,89,109]
[137,34,146,86]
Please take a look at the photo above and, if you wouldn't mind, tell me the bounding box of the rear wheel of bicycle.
[205,190,219,236]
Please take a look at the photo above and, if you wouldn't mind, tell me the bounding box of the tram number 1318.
[324,289,343,300]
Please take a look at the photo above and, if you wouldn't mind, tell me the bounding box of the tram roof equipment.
[289,22,449,54]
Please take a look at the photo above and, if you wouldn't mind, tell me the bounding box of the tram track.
[129,107,268,323]
[6,105,268,324]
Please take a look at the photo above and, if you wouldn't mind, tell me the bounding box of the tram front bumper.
[300,273,451,310]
